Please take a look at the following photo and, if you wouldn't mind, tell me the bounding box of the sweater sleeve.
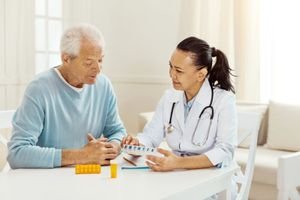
[7,82,61,169]
[102,81,126,142]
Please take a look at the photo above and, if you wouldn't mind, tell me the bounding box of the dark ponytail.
[209,48,235,93]
[177,37,235,93]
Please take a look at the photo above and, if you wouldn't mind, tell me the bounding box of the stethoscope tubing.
[166,83,215,146]
[168,102,176,125]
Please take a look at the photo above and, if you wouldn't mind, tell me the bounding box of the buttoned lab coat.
[137,79,238,166]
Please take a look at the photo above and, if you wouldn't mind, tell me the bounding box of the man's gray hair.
[60,24,105,57]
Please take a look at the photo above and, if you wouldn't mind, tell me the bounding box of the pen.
[121,166,150,170]
[123,156,137,166]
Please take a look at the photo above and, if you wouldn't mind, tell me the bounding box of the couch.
[137,101,300,200]
[0,110,15,172]
[0,128,11,172]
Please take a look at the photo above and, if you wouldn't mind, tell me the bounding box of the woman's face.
[169,49,206,93]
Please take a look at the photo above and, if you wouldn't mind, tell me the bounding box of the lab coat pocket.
[192,112,212,146]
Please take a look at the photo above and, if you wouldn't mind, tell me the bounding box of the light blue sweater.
[7,68,126,169]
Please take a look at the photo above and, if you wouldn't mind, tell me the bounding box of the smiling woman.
[122,36,237,172]
[121,36,238,199]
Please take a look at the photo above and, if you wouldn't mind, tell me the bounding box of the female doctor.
[122,36,237,172]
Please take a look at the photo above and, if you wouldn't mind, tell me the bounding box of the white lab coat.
[137,78,238,166]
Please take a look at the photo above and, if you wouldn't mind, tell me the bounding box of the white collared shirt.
[183,94,197,123]
[54,67,83,92]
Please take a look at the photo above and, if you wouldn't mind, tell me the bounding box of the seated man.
[7,24,126,169]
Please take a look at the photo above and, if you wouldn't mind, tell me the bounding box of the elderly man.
[7,24,126,168]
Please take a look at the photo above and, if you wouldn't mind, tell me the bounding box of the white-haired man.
[8,24,126,168]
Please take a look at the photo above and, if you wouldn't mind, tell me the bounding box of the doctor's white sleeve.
[204,94,238,167]
[137,95,166,148]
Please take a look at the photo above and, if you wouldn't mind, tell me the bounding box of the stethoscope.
[165,83,215,146]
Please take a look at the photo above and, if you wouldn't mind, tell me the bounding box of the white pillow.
[237,110,264,148]
[138,112,154,133]
[266,101,300,151]
[237,103,268,148]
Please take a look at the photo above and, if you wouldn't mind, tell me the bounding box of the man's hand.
[80,134,119,165]
[109,140,121,158]
[62,134,121,166]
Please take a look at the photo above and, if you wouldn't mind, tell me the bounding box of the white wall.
[0,0,182,135]
[3,0,251,135]
[64,0,181,134]
[94,0,181,134]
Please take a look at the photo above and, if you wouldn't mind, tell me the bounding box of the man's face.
[65,40,104,86]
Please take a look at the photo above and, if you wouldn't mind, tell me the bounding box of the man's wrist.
[61,149,84,166]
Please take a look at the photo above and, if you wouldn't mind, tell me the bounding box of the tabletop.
[0,156,238,200]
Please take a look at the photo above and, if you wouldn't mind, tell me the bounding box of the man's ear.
[197,68,208,81]
[61,53,71,64]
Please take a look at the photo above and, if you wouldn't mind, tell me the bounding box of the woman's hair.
[177,36,235,93]
[60,24,105,57]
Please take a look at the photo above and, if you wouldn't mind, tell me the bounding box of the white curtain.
[0,0,35,109]
[260,0,300,104]
[178,0,261,102]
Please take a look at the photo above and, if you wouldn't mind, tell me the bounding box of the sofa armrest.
[0,135,8,172]
[277,151,300,200]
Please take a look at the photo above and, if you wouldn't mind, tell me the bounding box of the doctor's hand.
[121,135,141,147]
[146,148,180,172]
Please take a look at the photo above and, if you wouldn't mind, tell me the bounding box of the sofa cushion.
[266,101,300,151]
[249,182,278,200]
[237,103,268,148]
[235,146,291,185]
[0,128,12,140]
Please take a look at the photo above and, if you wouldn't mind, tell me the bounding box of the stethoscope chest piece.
[165,102,176,134]
[166,124,174,134]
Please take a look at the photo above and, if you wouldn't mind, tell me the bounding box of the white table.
[0,159,238,200]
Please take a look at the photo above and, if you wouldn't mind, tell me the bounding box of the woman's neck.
[185,81,204,101]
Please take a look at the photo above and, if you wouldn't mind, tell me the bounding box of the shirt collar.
[54,67,84,93]
[183,93,197,108]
